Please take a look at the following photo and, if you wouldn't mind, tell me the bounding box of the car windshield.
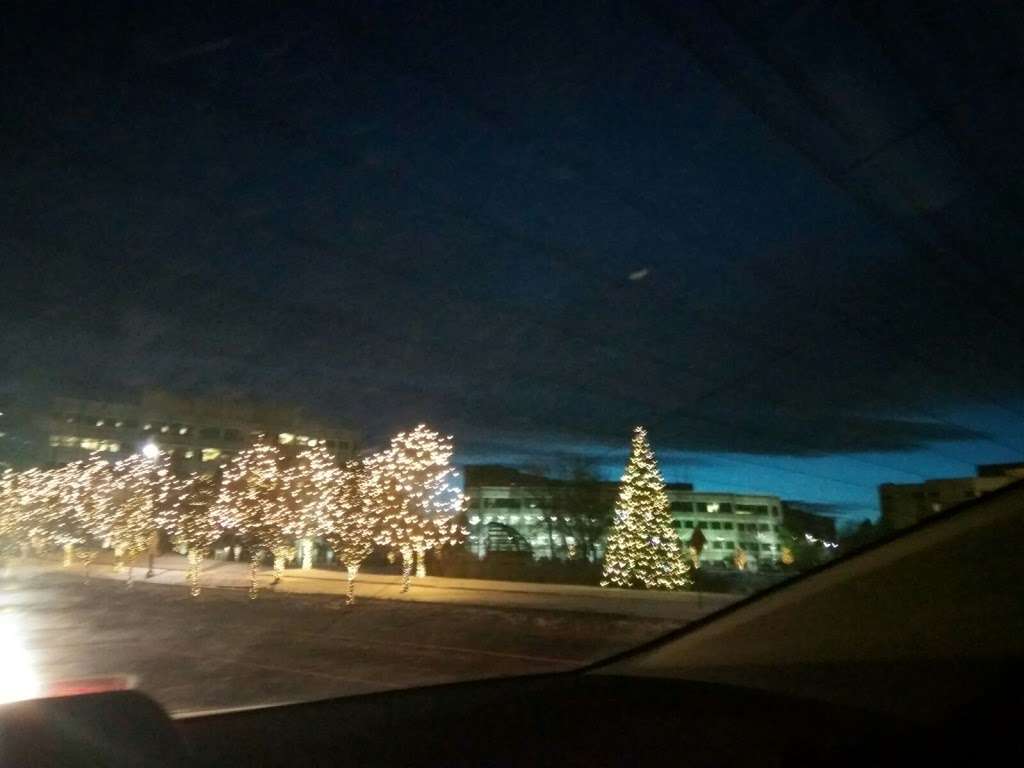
[2,1,1023,716]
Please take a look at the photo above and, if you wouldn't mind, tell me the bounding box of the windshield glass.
[2,1,1023,716]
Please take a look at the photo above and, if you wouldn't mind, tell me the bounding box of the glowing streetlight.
[141,442,160,460]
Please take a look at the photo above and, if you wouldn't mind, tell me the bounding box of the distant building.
[0,398,44,471]
[780,502,838,542]
[463,465,785,567]
[41,390,359,471]
[879,463,1024,530]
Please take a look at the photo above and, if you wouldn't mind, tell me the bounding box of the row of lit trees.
[0,425,465,603]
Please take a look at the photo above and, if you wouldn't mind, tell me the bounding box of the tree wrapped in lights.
[601,427,691,590]
[104,451,172,586]
[40,456,114,566]
[366,425,465,592]
[0,468,30,557]
[0,466,72,557]
[322,460,375,605]
[213,437,290,598]
[283,444,337,570]
[164,473,221,597]
[733,547,748,571]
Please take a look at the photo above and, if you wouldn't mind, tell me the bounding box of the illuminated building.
[463,465,785,567]
[42,390,359,472]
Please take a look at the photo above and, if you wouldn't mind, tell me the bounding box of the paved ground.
[19,553,738,620]
[0,568,708,716]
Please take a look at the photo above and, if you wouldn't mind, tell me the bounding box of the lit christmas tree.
[164,473,221,597]
[322,459,375,605]
[601,427,691,590]
[213,437,290,598]
[366,426,465,592]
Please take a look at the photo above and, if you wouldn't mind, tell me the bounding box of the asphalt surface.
[1,570,684,715]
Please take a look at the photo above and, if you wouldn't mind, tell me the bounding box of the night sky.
[3,1,1024,525]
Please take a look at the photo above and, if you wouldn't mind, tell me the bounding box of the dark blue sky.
[3,1,1024,525]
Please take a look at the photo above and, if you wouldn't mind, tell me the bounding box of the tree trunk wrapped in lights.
[322,460,375,605]
[414,541,427,579]
[164,474,221,598]
[601,427,691,590]
[364,426,466,595]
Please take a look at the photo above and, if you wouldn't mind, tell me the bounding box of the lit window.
[202,448,222,462]
[80,438,120,452]
[160,425,170,433]
[707,502,720,514]
[95,419,105,427]
[115,420,124,428]
[279,432,295,444]
[143,423,152,431]
[184,450,195,459]
[178,426,190,436]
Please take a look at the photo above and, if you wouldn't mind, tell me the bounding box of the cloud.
[2,0,1022,473]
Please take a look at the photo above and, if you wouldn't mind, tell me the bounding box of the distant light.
[178,427,188,435]
[279,432,295,444]
[141,443,160,459]
[628,267,650,281]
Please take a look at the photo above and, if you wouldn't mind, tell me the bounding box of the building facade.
[42,390,359,471]
[463,465,785,567]
[879,463,1024,530]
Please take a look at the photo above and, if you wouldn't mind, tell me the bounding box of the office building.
[43,390,359,471]
[463,465,784,567]
[879,463,1024,530]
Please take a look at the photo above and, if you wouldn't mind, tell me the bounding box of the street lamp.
[141,442,160,460]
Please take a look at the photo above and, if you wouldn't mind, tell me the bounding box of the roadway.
[0,567,725,715]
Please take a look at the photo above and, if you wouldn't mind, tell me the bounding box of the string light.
[212,437,291,598]
[317,460,373,604]
[0,426,468,603]
[104,451,172,586]
[364,425,465,593]
[601,426,691,590]
[164,473,221,597]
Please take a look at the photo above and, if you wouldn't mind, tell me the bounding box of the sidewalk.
[19,554,738,621]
